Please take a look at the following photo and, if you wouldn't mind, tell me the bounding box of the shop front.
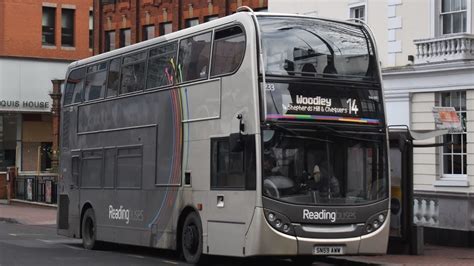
[0,57,68,204]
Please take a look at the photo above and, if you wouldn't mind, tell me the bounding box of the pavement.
[1,201,474,265]
[0,200,57,225]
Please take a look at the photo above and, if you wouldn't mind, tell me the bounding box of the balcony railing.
[414,34,474,64]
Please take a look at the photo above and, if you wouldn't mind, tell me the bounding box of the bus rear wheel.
[181,212,203,264]
[82,208,98,250]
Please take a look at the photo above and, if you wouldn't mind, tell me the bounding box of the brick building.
[93,0,267,54]
[0,0,93,202]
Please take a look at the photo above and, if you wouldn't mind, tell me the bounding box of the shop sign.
[0,100,50,110]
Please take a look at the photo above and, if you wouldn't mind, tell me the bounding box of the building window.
[350,5,366,21]
[441,0,467,34]
[42,7,56,45]
[61,9,75,47]
[120,28,131,47]
[159,22,172,35]
[143,25,155,41]
[89,11,94,49]
[438,91,467,176]
[105,30,115,52]
[185,18,199,28]
[204,15,219,22]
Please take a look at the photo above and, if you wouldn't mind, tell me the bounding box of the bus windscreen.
[259,16,377,80]
[262,129,387,206]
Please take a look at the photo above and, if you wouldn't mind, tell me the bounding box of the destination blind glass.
[264,82,383,125]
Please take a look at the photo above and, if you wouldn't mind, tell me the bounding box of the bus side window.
[64,68,86,105]
[81,150,103,188]
[104,148,115,188]
[178,32,212,82]
[147,42,178,89]
[71,156,80,186]
[211,138,245,189]
[106,58,120,97]
[120,52,147,94]
[211,26,246,77]
[84,62,107,101]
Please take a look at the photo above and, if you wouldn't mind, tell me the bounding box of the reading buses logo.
[302,209,357,223]
[303,209,336,223]
[109,205,130,224]
[108,205,144,224]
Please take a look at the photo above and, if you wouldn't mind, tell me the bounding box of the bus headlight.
[378,214,385,223]
[268,213,276,222]
[264,209,295,236]
[373,220,380,229]
[365,211,387,234]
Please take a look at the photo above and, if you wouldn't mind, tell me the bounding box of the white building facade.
[269,0,474,245]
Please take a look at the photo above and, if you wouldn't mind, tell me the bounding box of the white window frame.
[440,0,468,34]
[433,0,471,37]
[348,2,367,23]
[435,91,469,187]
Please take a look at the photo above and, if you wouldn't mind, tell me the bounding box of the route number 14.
[346,98,359,115]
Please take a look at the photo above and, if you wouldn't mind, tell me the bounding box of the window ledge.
[42,45,57,49]
[434,177,469,187]
[61,46,76,51]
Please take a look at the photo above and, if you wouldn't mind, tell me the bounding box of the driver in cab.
[306,164,340,198]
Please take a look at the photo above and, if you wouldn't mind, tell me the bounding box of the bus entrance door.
[388,127,449,255]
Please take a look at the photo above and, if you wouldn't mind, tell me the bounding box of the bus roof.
[67,12,253,70]
[67,11,364,71]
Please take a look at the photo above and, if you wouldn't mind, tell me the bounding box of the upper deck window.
[84,62,107,101]
[178,32,212,82]
[147,42,178,89]
[64,68,86,106]
[120,52,146,94]
[211,26,246,77]
[259,16,376,81]
[106,58,120,97]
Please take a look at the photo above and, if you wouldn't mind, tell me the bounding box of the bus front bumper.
[244,207,390,256]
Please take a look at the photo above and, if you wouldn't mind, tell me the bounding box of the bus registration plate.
[313,246,344,255]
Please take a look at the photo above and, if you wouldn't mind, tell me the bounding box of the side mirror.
[229,133,244,152]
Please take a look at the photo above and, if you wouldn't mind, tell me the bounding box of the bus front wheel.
[82,208,98,250]
[181,212,203,264]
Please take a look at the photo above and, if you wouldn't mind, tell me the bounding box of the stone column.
[49,79,63,173]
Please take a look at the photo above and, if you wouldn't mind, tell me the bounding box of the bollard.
[410,225,424,255]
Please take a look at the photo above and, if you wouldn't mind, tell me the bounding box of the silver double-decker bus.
[57,8,389,264]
